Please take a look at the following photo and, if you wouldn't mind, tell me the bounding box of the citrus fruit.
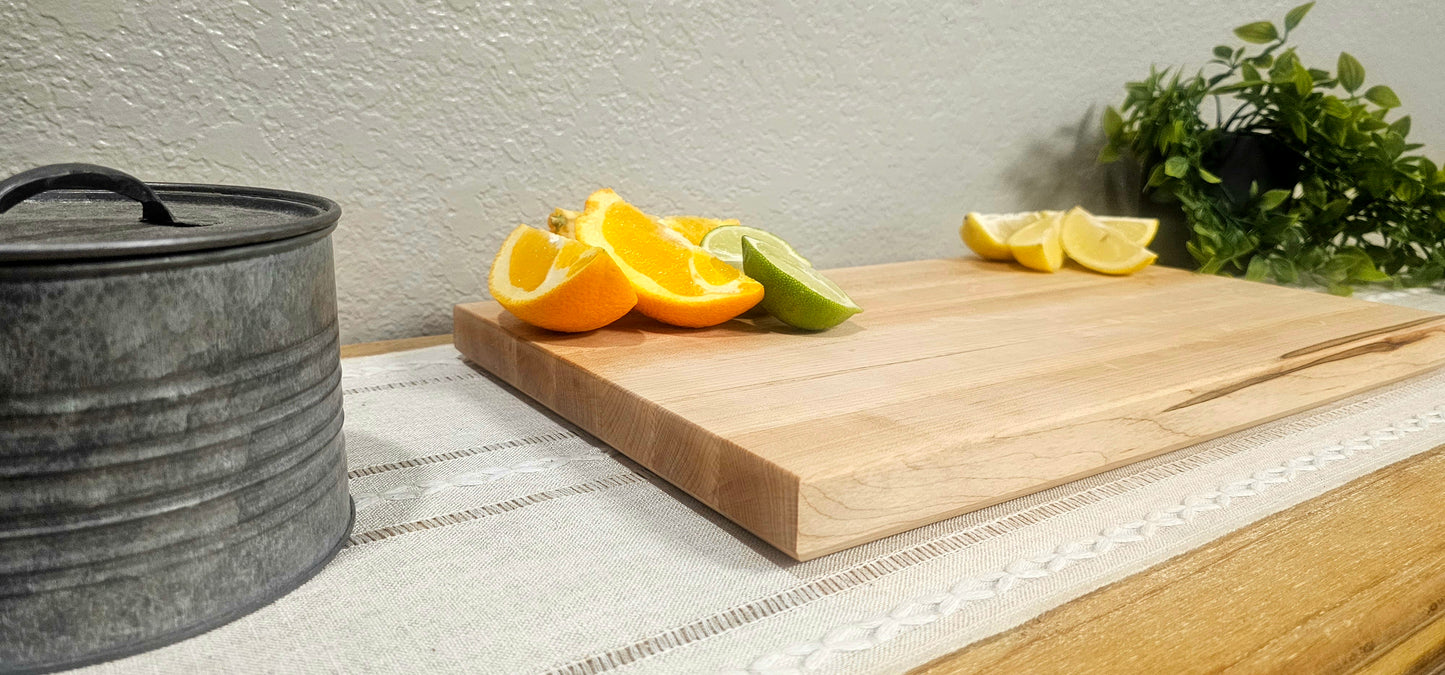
[701,225,811,269]
[741,236,860,331]
[488,225,637,332]
[547,208,580,238]
[961,211,1050,261]
[1007,211,1066,272]
[574,189,763,327]
[660,215,739,245]
[1060,207,1158,275]
[1095,215,1158,247]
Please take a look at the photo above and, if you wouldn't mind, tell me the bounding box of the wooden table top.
[342,335,1445,674]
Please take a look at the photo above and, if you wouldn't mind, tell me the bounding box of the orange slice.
[488,225,637,332]
[547,208,580,238]
[575,189,763,327]
[659,215,740,245]
[549,207,736,246]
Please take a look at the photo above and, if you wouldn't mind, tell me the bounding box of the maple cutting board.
[453,258,1445,560]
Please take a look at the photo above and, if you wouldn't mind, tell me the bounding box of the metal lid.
[0,164,340,263]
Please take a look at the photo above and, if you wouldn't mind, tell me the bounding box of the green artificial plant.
[1100,2,1445,293]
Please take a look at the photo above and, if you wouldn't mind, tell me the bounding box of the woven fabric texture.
[74,289,1445,674]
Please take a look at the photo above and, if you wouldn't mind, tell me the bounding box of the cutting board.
[453,259,1445,560]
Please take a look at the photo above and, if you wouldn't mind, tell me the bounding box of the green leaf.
[1382,131,1406,158]
[1213,80,1268,93]
[1241,63,1261,82]
[1234,21,1279,44]
[1321,199,1350,223]
[1098,144,1120,163]
[1271,52,1298,83]
[1394,179,1424,202]
[1284,2,1314,31]
[1146,163,1168,188]
[1245,255,1270,281]
[1259,189,1291,211]
[1336,52,1365,93]
[1271,257,1299,283]
[1435,206,1445,223]
[1322,97,1352,118]
[1366,85,1402,108]
[1102,106,1123,139]
[1213,45,1234,60]
[1164,155,1190,178]
[1289,114,1308,142]
[1198,168,1223,184]
[1390,115,1412,138]
[1292,62,1313,96]
[1250,53,1274,68]
[1345,252,1391,282]
[1358,117,1388,131]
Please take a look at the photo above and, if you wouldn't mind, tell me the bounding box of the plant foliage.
[1100,2,1445,293]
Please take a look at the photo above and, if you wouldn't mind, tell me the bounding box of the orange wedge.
[488,225,637,332]
[575,189,763,327]
[546,208,580,238]
[549,203,737,246]
[660,215,739,245]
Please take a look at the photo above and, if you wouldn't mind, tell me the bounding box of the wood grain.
[909,443,1445,675]
[454,258,1445,560]
[339,333,453,358]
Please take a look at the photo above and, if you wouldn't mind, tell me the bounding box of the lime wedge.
[702,225,811,269]
[741,236,860,331]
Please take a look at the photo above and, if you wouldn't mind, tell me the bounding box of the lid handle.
[0,163,176,225]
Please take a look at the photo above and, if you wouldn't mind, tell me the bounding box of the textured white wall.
[4,1,1443,342]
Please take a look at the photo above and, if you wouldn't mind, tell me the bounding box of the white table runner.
[76,289,1445,675]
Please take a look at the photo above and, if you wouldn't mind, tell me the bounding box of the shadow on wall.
[1003,107,1139,216]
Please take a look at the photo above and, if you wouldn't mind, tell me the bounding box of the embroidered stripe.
[342,372,486,396]
[542,396,1445,675]
[347,431,580,478]
[727,406,1445,673]
[347,473,645,546]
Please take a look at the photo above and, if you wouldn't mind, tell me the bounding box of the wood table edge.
[907,443,1445,675]
[341,334,1445,675]
[339,333,453,358]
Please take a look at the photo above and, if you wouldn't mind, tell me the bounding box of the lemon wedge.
[961,211,1050,261]
[1060,207,1158,275]
[1007,211,1066,272]
[1095,215,1159,247]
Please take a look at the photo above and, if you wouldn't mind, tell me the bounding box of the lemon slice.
[1060,207,1158,275]
[1095,215,1159,247]
[1007,211,1065,272]
[961,211,1051,261]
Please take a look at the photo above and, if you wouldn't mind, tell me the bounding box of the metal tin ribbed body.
[0,167,351,673]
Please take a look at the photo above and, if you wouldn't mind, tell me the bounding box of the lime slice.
[741,236,860,331]
[702,225,811,269]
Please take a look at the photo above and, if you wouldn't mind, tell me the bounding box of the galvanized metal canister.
[0,164,352,673]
